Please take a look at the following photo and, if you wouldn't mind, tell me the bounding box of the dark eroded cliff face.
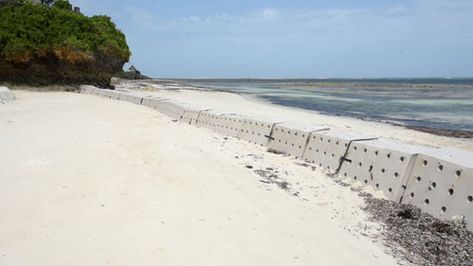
[0,52,126,88]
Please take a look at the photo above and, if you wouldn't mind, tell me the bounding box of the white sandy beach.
[147,86,473,152]
[0,90,402,265]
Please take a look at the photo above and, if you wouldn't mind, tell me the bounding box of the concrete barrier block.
[98,90,107,97]
[303,130,377,173]
[130,94,144,104]
[154,101,173,117]
[104,90,120,100]
[117,92,144,104]
[142,96,167,108]
[109,90,122,100]
[156,101,186,120]
[196,111,224,130]
[79,85,93,94]
[101,90,111,98]
[197,111,243,137]
[268,122,329,159]
[92,88,101,96]
[237,117,281,146]
[79,85,99,95]
[155,100,171,116]
[117,93,131,102]
[214,114,245,137]
[401,148,473,230]
[0,86,15,104]
[171,103,187,120]
[338,139,431,201]
[181,107,206,125]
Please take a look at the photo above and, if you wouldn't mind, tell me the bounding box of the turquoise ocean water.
[176,79,473,132]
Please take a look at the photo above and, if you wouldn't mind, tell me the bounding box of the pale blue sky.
[72,0,473,78]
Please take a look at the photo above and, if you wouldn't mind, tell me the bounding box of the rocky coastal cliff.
[0,0,131,87]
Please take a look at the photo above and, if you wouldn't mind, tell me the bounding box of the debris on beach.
[254,168,292,192]
[266,148,285,155]
[361,195,473,266]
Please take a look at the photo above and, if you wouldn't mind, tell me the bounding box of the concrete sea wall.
[80,85,473,230]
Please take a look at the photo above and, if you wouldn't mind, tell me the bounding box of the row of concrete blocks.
[80,85,473,230]
[0,86,15,104]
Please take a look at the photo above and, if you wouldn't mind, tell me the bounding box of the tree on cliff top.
[0,0,131,64]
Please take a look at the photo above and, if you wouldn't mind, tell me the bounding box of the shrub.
[0,0,131,64]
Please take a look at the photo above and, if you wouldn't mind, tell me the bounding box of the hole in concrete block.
[354,146,358,151]
[358,162,362,167]
[441,207,447,213]
[364,180,368,184]
[456,170,462,177]
[328,139,331,143]
[468,196,473,203]
[387,153,391,159]
[438,165,444,171]
[416,176,422,182]
[295,132,298,136]
[381,168,386,174]
[332,153,335,157]
[336,141,339,146]
[343,172,347,177]
[375,151,379,156]
[376,184,380,188]
[388,188,393,193]
[354,176,357,180]
[424,199,430,205]
[364,148,368,153]
[448,189,454,195]
[400,156,405,162]
[432,182,437,188]
[410,192,415,198]
[394,172,399,178]
[422,160,428,166]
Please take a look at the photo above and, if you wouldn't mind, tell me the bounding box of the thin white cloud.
[205,14,232,23]
[260,8,280,21]
[181,16,201,22]
[382,6,408,15]
[126,6,154,28]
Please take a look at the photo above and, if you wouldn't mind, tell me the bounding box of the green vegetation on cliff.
[0,0,131,86]
[0,0,130,64]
